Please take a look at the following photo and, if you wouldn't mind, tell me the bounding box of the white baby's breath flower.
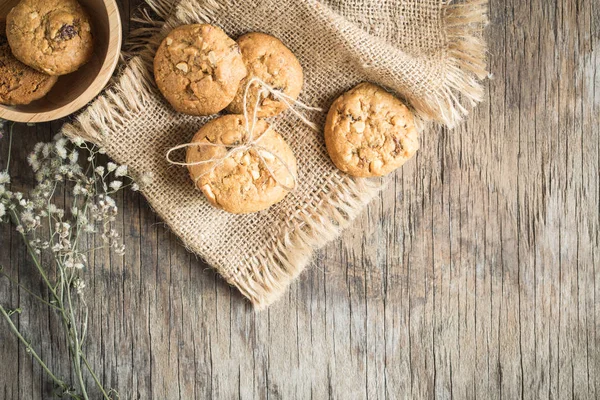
[0,203,5,218]
[59,222,71,233]
[98,148,106,154]
[106,162,117,172]
[109,181,122,191]
[73,279,86,295]
[42,143,51,158]
[55,139,68,159]
[114,165,128,177]
[131,183,140,192]
[104,196,116,208]
[139,171,154,187]
[0,171,10,184]
[115,244,126,256]
[69,150,79,164]
[21,210,34,222]
[95,166,105,176]
[71,136,85,146]
[27,154,39,170]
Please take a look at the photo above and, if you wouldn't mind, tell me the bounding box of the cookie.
[186,114,297,214]
[324,82,419,177]
[6,0,94,76]
[154,24,247,116]
[0,42,58,105]
[226,32,303,118]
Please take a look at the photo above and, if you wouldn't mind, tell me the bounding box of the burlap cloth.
[62,0,488,309]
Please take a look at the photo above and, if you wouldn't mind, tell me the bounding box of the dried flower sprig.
[0,122,151,399]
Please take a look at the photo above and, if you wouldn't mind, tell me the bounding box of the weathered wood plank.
[0,0,599,399]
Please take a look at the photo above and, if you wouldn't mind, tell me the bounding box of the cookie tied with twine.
[171,114,297,214]
[166,77,323,214]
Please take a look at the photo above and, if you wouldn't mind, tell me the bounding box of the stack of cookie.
[0,0,94,105]
[155,24,304,214]
[157,25,420,214]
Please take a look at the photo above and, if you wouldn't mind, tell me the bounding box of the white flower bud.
[115,165,128,177]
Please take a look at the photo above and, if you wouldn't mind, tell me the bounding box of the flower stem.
[5,122,14,172]
[0,303,75,396]
[81,353,112,400]
[10,210,61,304]
[66,273,89,400]
[0,268,60,309]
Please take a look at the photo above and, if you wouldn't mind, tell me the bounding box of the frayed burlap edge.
[62,0,488,309]
[130,0,489,128]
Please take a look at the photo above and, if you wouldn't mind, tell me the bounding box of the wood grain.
[0,0,599,398]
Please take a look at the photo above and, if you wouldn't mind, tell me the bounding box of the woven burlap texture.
[62,0,488,309]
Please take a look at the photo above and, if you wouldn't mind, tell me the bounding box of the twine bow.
[166,77,323,192]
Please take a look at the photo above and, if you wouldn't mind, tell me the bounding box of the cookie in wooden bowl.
[0,40,58,105]
[6,0,94,75]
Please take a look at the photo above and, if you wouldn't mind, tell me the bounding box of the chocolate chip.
[58,24,77,40]
[391,136,403,157]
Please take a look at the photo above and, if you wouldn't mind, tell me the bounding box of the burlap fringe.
[60,51,383,309]
[62,58,155,143]
[62,0,487,309]
[234,177,383,309]
[127,0,488,129]
[436,0,488,127]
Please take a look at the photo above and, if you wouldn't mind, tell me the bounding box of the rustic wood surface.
[1,0,599,398]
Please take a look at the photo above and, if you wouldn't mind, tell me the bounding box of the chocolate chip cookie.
[226,32,304,118]
[154,24,247,116]
[186,114,297,214]
[6,0,94,76]
[0,42,58,105]
[324,83,419,177]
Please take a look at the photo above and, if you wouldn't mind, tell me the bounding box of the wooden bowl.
[0,0,122,123]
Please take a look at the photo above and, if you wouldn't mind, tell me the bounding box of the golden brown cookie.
[0,42,58,105]
[6,0,94,76]
[324,83,419,177]
[226,32,303,118]
[154,24,247,116]
[186,114,297,214]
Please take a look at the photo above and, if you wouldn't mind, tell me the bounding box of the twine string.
[166,77,323,191]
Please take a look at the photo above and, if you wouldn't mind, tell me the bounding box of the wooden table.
[1,0,598,398]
